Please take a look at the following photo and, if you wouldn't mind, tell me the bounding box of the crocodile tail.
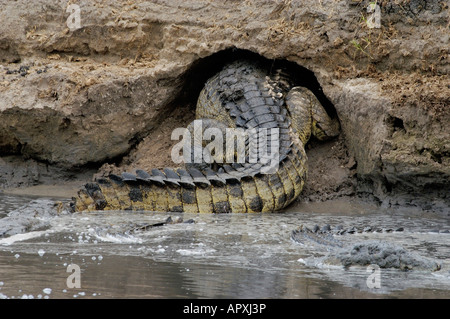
[72,141,307,213]
[72,59,329,213]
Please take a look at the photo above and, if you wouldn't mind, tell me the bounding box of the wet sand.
[2,183,82,199]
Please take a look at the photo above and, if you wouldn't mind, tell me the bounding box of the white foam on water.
[176,247,216,256]
[94,232,143,244]
[297,258,306,265]
[1,195,449,297]
[431,270,450,281]
[0,230,48,246]
[42,288,52,294]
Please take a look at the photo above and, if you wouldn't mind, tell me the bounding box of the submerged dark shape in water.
[129,216,195,233]
[292,225,442,271]
[329,241,441,271]
[0,199,65,238]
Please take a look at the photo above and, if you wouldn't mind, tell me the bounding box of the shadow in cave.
[113,48,341,174]
[173,47,338,121]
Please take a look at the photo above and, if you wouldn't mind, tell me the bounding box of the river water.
[0,193,449,299]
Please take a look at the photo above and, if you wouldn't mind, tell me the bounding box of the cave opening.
[108,47,342,174]
[173,47,338,121]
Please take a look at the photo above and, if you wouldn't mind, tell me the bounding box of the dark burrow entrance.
[111,48,342,173]
[175,47,338,122]
[102,48,354,204]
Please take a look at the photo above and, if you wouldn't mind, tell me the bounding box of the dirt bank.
[0,0,448,211]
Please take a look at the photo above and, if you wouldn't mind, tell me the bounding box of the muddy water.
[0,193,449,299]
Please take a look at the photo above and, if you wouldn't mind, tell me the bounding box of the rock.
[0,0,448,209]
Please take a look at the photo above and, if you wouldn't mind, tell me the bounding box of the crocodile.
[71,59,339,213]
[291,225,443,271]
[129,216,195,233]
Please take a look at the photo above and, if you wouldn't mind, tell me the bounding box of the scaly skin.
[291,224,445,271]
[71,60,340,213]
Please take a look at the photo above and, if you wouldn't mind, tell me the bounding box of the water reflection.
[2,250,448,299]
[0,194,449,299]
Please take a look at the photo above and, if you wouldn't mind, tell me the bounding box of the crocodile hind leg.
[285,86,340,144]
